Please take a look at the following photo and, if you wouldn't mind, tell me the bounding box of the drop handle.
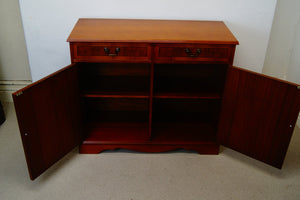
[185,48,201,57]
[104,47,120,56]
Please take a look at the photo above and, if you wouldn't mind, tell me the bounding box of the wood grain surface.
[217,66,300,168]
[13,64,82,180]
[67,19,239,44]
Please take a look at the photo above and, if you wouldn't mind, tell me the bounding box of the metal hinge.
[15,91,23,96]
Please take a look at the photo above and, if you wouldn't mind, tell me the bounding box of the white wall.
[263,0,300,127]
[263,0,300,81]
[0,0,31,81]
[287,19,300,85]
[0,0,31,102]
[19,0,277,81]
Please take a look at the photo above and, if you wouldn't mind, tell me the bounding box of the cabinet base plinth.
[79,144,219,154]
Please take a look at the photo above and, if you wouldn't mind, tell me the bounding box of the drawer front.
[154,44,235,64]
[71,43,151,63]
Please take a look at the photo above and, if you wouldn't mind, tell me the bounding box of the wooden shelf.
[82,91,150,98]
[83,122,216,145]
[83,122,150,144]
[153,92,221,99]
[151,123,216,144]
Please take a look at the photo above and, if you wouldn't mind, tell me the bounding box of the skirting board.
[0,80,31,102]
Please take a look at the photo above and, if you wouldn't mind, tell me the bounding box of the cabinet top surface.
[67,18,239,44]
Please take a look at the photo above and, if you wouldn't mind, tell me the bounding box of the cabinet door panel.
[13,64,81,180]
[218,66,300,168]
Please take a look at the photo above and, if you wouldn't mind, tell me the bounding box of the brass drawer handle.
[185,48,201,57]
[104,47,120,56]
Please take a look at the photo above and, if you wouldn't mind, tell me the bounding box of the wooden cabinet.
[13,19,300,180]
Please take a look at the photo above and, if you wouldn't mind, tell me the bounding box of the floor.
[0,102,300,200]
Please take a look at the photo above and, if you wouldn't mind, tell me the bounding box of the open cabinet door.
[13,64,81,180]
[217,66,300,169]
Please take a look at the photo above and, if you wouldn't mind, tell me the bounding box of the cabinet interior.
[79,62,228,144]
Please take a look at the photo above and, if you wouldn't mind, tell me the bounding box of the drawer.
[154,44,235,63]
[71,43,151,63]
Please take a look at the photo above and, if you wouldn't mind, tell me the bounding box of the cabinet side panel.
[218,66,300,168]
[13,64,81,180]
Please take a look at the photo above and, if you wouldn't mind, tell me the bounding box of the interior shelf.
[80,63,151,96]
[83,122,216,145]
[83,122,150,144]
[153,63,227,99]
[151,122,216,144]
[153,92,221,99]
[82,91,150,98]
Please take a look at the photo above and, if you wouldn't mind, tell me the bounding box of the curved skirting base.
[79,144,219,155]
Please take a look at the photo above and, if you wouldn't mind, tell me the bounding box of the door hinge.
[15,91,23,96]
[297,86,300,90]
